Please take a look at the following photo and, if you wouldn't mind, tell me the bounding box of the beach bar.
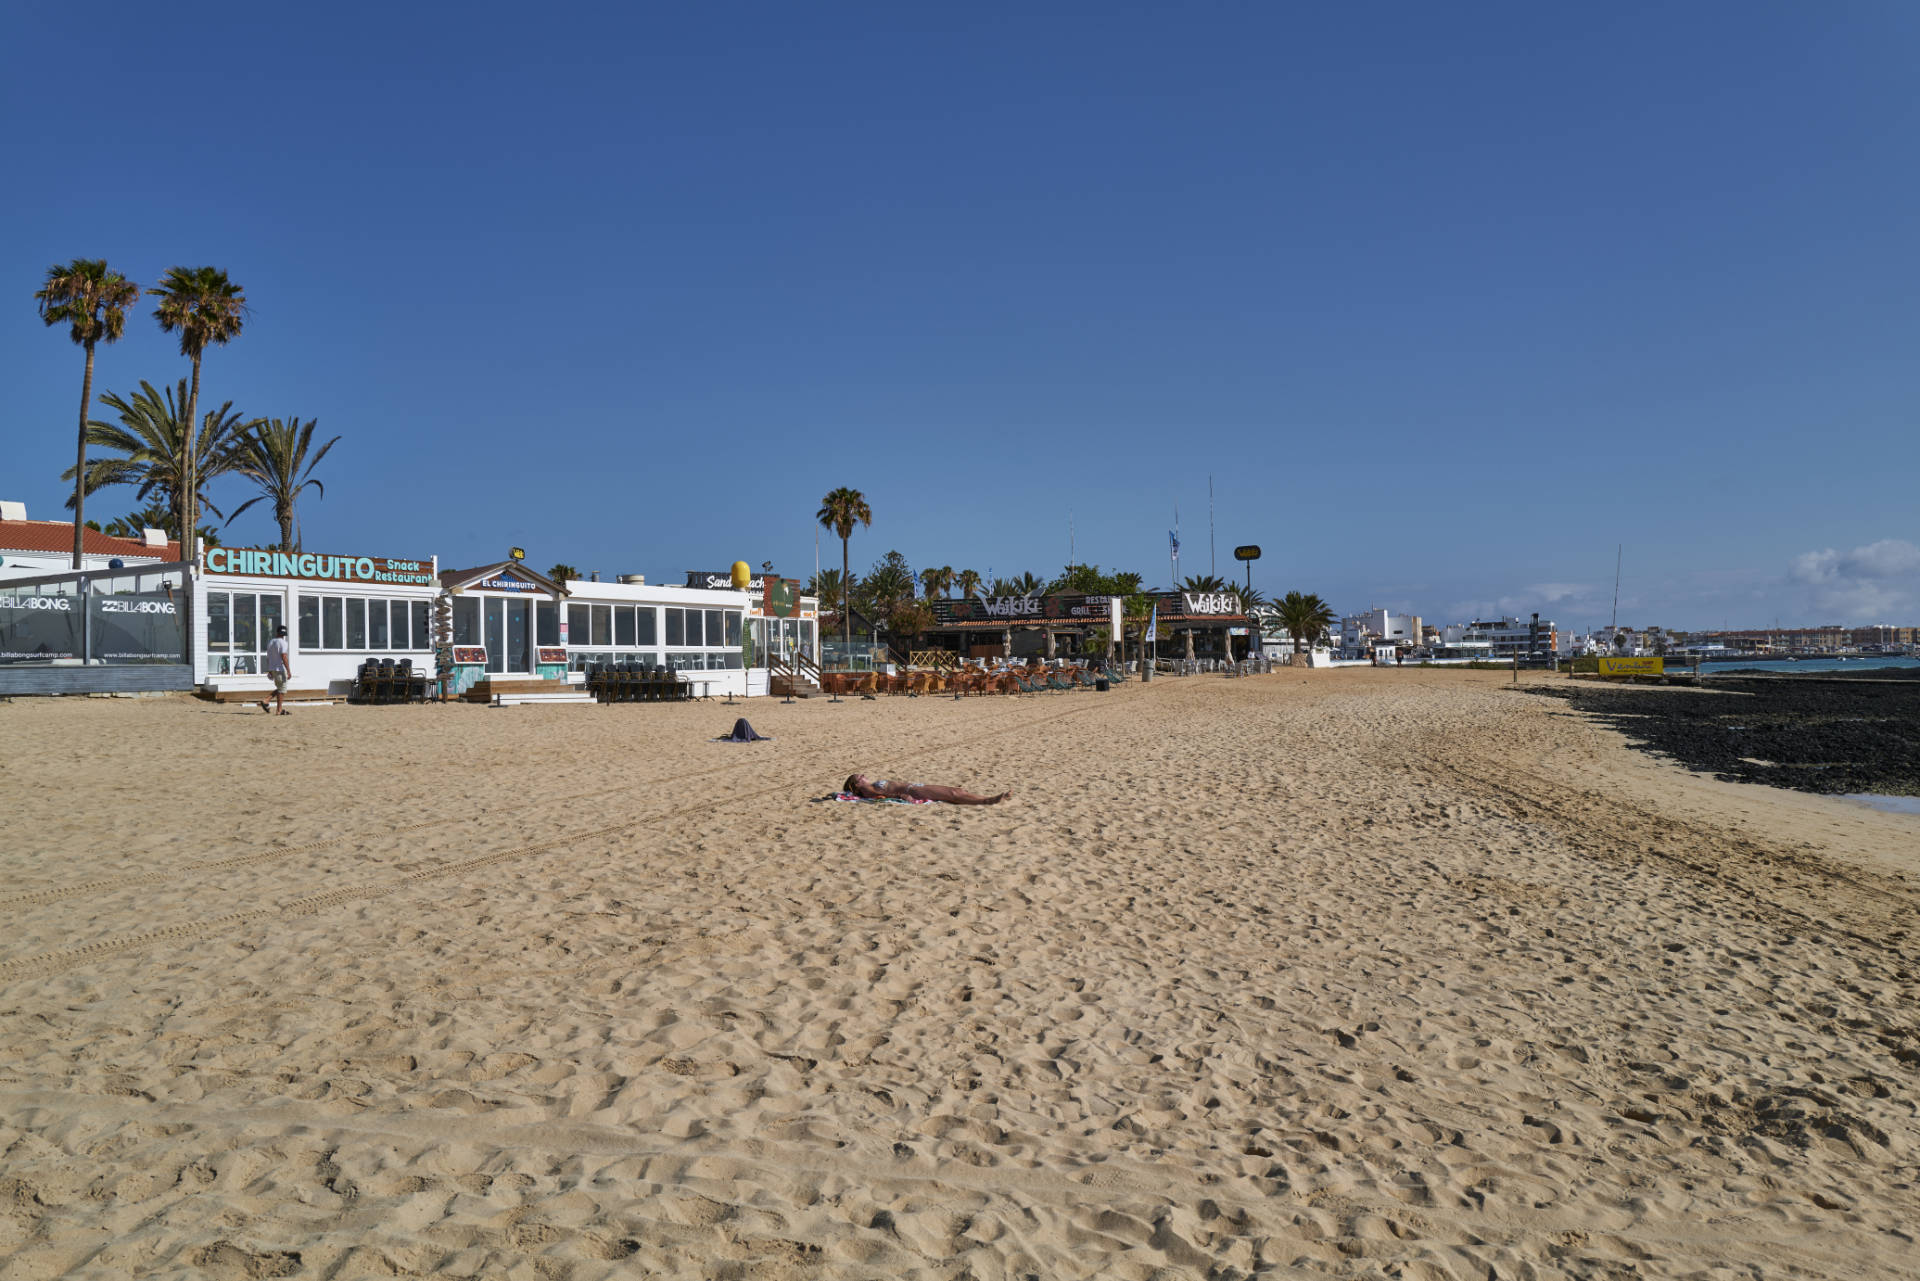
[196,546,440,699]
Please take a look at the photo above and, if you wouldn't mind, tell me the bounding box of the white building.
[1439,615,1558,657]
[0,500,178,582]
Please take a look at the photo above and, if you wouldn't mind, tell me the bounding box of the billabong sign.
[206,547,433,586]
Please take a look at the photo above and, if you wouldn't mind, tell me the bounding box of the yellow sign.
[1598,657,1663,677]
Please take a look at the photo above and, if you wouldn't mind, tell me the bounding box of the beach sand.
[1,670,1915,1279]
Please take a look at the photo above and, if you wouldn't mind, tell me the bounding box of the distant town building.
[1438,615,1557,657]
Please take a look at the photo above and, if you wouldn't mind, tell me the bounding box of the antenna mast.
[1610,545,1622,636]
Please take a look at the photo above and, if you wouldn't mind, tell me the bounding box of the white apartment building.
[1439,615,1557,657]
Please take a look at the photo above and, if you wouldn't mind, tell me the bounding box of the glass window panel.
[232,594,257,652]
[485,598,504,673]
[568,603,590,645]
[614,606,635,646]
[723,650,743,669]
[705,610,723,648]
[322,597,343,649]
[454,596,480,645]
[665,608,684,646]
[411,600,430,650]
[637,608,657,645]
[725,611,742,647]
[592,605,612,646]
[507,600,530,672]
[687,609,706,646]
[536,600,559,645]
[346,598,366,649]
[260,596,282,650]
[369,598,389,649]
[207,592,230,648]
[298,595,321,648]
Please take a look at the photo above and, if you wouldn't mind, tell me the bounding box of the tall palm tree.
[35,259,141,568]
[225,417,340,551]
[1010,571,1043,597]
[1181,574,1229,594]
[150,266,246,562]
[65,379,251,542]
[956,568,982,598]
[1276,591,1336,654]
[816,487,871,648]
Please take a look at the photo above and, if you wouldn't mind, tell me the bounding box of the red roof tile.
[0,519,179,560]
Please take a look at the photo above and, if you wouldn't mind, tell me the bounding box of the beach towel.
[714,718,772,742]
[830,792,933,805]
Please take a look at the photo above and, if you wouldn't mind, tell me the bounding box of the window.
[369,599,389,649]
[614,606,635,646]
[637,607,657,645]
[725,611,741,647]
[537,600,559,645]
[323,597,344,649]
[411,600,430,650]
[666,608,684,646]
[453,596,480,645]
[686,609,705,646]
[568,603,590,646]
[260,596,283,650]
[592,604,612,647]
[207,593,230,648]
[299,595,321,648]
[346,598,366,649]
[705,610,722,648]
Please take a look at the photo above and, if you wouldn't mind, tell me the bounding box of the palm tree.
[225,417,340,551]
[150,266,246,562]
[35,259,141,568]
[65,379,251,541]
[920,565,955,599]
[91,503,171,540]
[547,563,581,584]
[816,487,871,648]
[1010,571,1044,597]
[1181,574,1229,594]
[1237,584,1267,612]
[956,568,982,598]
[1276,591,1336,654]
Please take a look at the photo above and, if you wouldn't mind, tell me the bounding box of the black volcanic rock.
[1529,676,1920,797]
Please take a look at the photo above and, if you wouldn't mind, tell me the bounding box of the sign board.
[1598,657,1664,677]
[205,547,434,586]
[452,646,487,665]
[536,647,567,664]
[935,594,1120,624]
[1233,545,1261,561]
[1180,592,1241,615]
[762,577,801,618]
[687,570,767,592]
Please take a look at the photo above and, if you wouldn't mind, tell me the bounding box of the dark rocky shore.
[1529,675,1920,796]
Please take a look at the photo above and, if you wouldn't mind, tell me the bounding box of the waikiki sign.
[205,547,435,586]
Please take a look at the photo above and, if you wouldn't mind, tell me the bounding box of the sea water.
[1839,794,1920,816]
[1696,656,1920,676]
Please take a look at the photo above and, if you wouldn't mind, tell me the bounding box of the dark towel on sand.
[715,718,772,742]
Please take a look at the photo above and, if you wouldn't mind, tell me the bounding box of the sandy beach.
[1,670,1915,1280]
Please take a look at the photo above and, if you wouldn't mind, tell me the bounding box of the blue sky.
[5,2,1916,630]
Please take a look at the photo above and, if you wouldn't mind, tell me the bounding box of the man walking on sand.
[261,625,292,716]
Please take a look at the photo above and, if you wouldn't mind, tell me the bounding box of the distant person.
[843,774,1010,805]
[260,625,292,715]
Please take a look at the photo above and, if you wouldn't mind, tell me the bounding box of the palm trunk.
[71,343,95,570]
[841,537,851,650]
[278,501,294,553]
[180,354,201,672]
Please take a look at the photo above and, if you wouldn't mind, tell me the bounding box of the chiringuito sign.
[205,547,433,586]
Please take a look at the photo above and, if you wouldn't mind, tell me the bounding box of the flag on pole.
[1169,530,1180,558]
[1145,603,1158,643]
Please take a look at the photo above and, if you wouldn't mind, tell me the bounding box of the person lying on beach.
[842,774,1010,805]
